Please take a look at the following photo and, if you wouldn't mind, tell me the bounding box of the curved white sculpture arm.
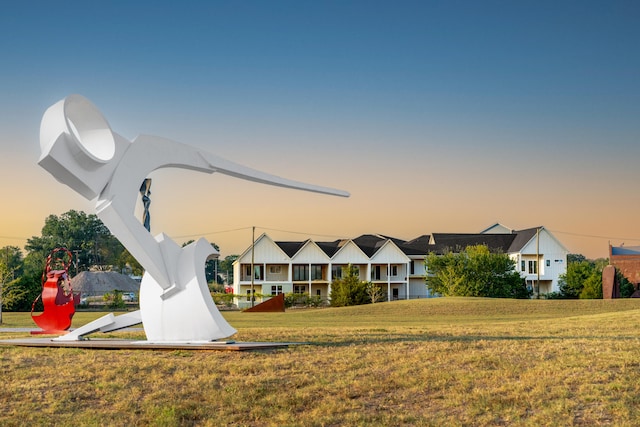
[97,134,348,292]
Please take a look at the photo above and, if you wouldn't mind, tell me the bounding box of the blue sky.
[1,1,639,258]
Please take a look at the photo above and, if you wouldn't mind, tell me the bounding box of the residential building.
[232,224,568,307]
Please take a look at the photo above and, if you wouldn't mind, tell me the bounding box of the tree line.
[0,210,238,314]
[2,214,628,317]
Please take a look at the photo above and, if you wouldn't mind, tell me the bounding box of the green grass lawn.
[1,298,640,426]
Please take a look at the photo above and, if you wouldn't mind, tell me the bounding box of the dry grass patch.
[1,298,640,426]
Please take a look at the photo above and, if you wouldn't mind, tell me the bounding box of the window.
[310,265,322,280]
[528,260,537,274]
[293,265,308,281]
[245,265,263,280]
[410,260,415,275]
[269,266,281,274]
[373,265,381,280]
[316,289,321,296]
[332,265,342,279]
[521,261,526,271]
[294,285,306,294]
[546,260,550,267]
[391,265,398,276]
[246,289,255,301]
[271,285,283,296]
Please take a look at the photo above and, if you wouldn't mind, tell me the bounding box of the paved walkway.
[0,327,144,333]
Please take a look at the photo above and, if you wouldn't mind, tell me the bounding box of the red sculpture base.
[31,248,80,334]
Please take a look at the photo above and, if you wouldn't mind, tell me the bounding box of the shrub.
[330,265,370,307]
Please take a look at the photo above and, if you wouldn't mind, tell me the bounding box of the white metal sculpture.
[38,95,349,342]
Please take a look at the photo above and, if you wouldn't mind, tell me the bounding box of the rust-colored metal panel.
[602,265,619,299]
[244,293,285,312]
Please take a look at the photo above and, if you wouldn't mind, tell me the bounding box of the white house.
[481,224,569,294]
[232,224,569,307]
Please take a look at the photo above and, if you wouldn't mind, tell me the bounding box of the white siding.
[292,241,330,263]
[513,229,567,293]
[332,241,369,264]
[370,241,410,264]
[237,235,289,264]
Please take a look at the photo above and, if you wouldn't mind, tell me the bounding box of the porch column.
[406,262,410,300]
[327,262,332,301]
[387,263,391,300]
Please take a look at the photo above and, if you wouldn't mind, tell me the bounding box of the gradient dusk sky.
[0,1,638,259]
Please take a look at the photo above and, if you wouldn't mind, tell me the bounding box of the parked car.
[121,292,136,302]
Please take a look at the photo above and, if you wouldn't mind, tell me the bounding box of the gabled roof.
[235,233,291,263]
[507,227,539,252]
[397,235,431,255]
[315,240,343,258]
[351,234,388,257]
[430,233,517,254]
[274,240,309,258]
[480,223,514,234]
[508,226,569,254]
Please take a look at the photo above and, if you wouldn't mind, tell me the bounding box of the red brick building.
[609,245,640,289]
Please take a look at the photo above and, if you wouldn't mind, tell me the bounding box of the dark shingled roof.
[397,235,431,255]
[70,271,139,296]
[352,234,388,257]
[315,240,343,258]
[274,241,308,258]
[507,227,540,252]
[430,233,517,255]
[268,229,542,260]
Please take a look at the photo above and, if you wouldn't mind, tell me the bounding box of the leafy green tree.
[2,275,41,312]
[183,240,221,284]
[6,210,125,312]
[218,255,238,285]
[0,246,24,321]
[558,259,604,299]
[24,210,124,276]
[116,249,144,276]
[558,261,593,298]
[330,265,370,307]
[618,270,636,298]
[0,246,23,279]
[567,253,587,264]
[425,245,528,298]
[580,273,603,299]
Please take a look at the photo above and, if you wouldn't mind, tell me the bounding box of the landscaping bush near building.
[284,293,324,308]
[330,265,371,307]
[211,292,235,307]
[425,245,530,298]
